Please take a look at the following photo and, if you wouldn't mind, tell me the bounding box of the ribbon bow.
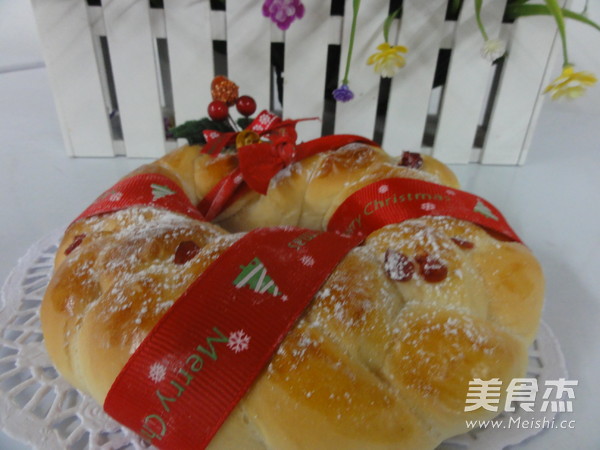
[202,110,296,156]
[237,134,376,195]
[198,111,377,220]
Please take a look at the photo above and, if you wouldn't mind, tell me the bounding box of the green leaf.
[169,118,234,145]
[383,8,401,43]
[506,4,600,33]
[237,117,254,129]
[544,0,569,64]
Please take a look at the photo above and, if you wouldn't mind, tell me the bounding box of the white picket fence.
[30,0,569,164]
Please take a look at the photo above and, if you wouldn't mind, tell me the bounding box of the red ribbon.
[101,176,523,449]
[91,156,524,450]
[327,178,522,243]
[104,227,361,449]
[198,109,378,219]
[238,134,377,195]
[199,134,378,220]
[73,173,204,224]
[201,110,300,156]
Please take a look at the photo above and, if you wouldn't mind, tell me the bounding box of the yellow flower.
[367,43,408,78]
[543,65,597,100]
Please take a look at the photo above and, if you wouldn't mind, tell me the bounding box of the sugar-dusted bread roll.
[42,142,543,449]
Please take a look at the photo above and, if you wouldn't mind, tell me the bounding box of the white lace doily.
[0,232,567,450]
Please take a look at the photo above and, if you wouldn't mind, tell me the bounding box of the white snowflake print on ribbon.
[251,111,278,132]
[421,202,436,211]
[259,113,275,126]
[227,330,251,353]
[148,362,167,383]
[446,189,456,196]
[378,184,389,194]
[108,191,123,202]
[300,255,315,267]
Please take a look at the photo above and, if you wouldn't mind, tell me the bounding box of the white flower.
[481,39,506,63]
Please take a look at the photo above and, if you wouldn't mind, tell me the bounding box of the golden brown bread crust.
[41,143,543,449]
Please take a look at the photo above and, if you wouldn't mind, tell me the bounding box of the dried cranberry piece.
[399,151,424,169]
[451,237,475,250]
[64,234,86,255]
[174,241,200,265]
[384,249,415,282]
[415,253,448,283]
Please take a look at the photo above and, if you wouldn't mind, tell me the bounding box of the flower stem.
[342,0,361,85]
[383,8,401,44]
[474,0,489,41]
[544,0,570,66]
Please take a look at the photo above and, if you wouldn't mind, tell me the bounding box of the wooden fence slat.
[30,0,114,157]
[32,0,558,164]
[103,0,165,158]
[382,0,447,155]
[226,0,271,113]
[282,0,331,142]
[482,17,560,164]
[433,0,507,163]
[164,0,214,129]
[334,0,389,139]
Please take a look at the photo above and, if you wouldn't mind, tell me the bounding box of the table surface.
[2,2,600,449]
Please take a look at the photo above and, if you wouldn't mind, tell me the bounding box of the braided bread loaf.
[41,142,544,449]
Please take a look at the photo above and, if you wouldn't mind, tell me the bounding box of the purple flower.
[262,0,305,31]
[332,84,354,102]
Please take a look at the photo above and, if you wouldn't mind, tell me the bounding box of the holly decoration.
[169,76,259,146]
[211,76,239,106]
[236,95,257,117]
[208,100,229,121]
[169,118,233,145]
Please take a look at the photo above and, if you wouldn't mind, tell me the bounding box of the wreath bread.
[41,142,544,449]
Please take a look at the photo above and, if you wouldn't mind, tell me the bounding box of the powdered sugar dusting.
[62,207,231,352]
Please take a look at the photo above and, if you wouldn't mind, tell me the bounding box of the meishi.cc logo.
[465,377,578,413]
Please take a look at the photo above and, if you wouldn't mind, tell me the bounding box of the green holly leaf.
[237,117,254,129]
[169,118,234,145]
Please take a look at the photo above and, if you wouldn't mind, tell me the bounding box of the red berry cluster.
[208,76,257,122]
